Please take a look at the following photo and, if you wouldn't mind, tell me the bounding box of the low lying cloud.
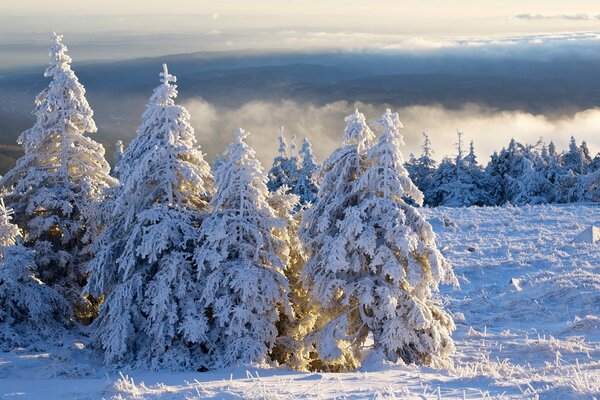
[184,99,600,167]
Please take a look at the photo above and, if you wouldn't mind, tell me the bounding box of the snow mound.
[573,225,600,244]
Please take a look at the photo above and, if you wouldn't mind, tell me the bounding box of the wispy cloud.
[515,13,600,21]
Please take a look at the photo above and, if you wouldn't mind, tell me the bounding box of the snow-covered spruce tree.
[194,128,291,368]
[561,136,590,175]
[589,153,600,174]
[406,133,437,205]
[293,137,320,207]
[85,64,213,370]
[430,132,484,206]
[112,140,124,179]
[0,198,72,350]
[267,127,300,194]
[298,108,375,371]
[0,33,116,320]
[301,108,456,369]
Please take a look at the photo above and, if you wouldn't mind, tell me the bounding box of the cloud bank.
[183,99,600,166]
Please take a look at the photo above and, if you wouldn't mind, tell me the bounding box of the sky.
[2,0,600,165]
[3,0,600,69]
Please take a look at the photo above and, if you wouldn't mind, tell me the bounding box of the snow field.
[2,204,599,399]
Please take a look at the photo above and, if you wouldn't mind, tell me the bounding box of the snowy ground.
[1,204,599,399]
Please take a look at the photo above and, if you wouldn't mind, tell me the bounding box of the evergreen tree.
[298,109,374,370]
[293,137,320,207]
[267,127,300,194]
[561,136,589,175]
[85,64,213,369]
[300,109,455,369]
[0,198,71,350]
[0,33,116,319]
[112,140,124,178]
[548,141,557,158]
[581,168,600,202]
[195,128,291,368]
[406,133,437,205]
[430,132,481,206]
[589,153,600,173]
[267,187,318,370]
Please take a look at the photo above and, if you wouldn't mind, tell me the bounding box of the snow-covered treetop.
[299,137,318,174]
[45,32,73,79]
[152,63,178,106]
[277,127,288,157]
[377,108,405,143]
[455,130,465,160]
[422,132,433,159]
[359,108,424,205]
[290,132,298,153]
[115,63,212,221]
[465,140,477,166]
[17,32,98,154]
[342,109,375,152]
[210,128,270,215]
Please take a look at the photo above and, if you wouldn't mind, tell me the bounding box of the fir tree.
[406,133,437,205]
[0,198,71,350]
[293,137,320,207]
[267,127,300,194]
[430,132,483,206]
[0,33,116,319]
[561,136,589,175]
[300,109,456,369]
[298,109,374,370]
[112,140,124,178]
[194,128,291,368]
[85,64,213,369]
[267,186,318,370]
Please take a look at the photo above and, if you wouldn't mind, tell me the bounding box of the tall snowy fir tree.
[299,109,375,370]
[0,198,71,350]
[85,64,213,369]
[293,137,320,207]
[194,128,291,368]
[0,33,116,320]
[301,109,456,369]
